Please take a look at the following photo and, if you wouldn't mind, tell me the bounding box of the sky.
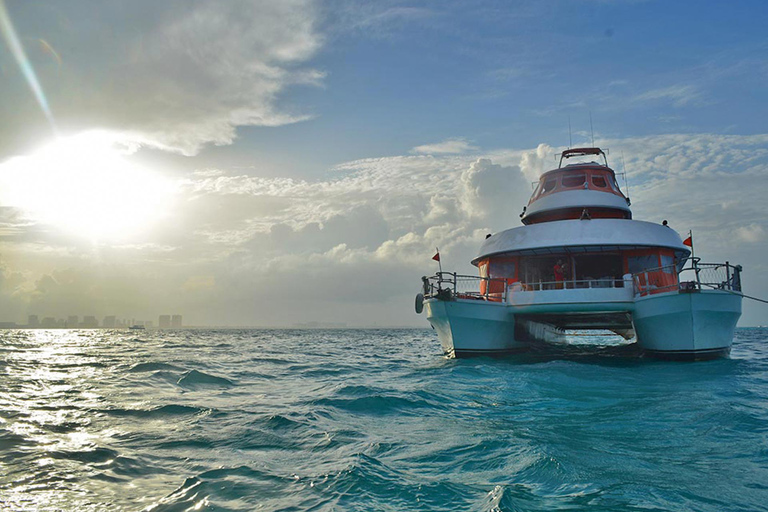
[0,0,766,327]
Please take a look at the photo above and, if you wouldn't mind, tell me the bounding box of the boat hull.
[423,288,741,360]
[425,299,524,356]
[632,290,741,360]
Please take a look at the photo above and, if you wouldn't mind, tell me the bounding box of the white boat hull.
[633,290,741,360]
[425,299,523,356]
[424,289,741,359]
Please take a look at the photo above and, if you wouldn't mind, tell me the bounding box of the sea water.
[1,328,767,511]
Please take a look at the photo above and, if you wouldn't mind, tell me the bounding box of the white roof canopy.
[473,219,691,265]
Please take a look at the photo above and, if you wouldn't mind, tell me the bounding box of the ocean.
[1,328,767,511]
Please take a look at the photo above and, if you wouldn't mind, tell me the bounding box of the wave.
[128,362,186,373]
[49,446,120,464]
[176,369,235,389]
[146,466,296,511]
[2,328,767,511]
[100,404,212,418]
[313,393,436,415]
[0,429,32,452]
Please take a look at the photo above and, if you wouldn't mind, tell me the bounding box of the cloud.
[2,133,767,326]
[325,3,436,38]
[735,224,766,243]
[460,158,530,221]
[632,85,703,108]
[0,0,323,156]
[186,133,766,326]
[519,143,555,180]
[412,138,479,155]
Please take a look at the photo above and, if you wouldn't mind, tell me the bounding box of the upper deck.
[473,218,690,264]
[521,148,631,225]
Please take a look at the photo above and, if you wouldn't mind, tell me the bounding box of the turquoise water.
[1,328,768,511]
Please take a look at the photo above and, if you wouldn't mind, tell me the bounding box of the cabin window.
[561,174,585,188]
[519,256,564,289]
[541,177,557,194]
[627,254,658,274]
[592,175,607,188]
[489,260,516,279]
[572,254,623,285]
[660,254,675,274]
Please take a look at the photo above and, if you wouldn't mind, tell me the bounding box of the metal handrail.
[632,259,742,297]
[422,272,510,302]
[422,259,743,302]
[422,272,630,302]
[515,277,628,291]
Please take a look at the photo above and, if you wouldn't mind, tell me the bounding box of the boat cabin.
[477,247,679,300]
[522,148,631,225]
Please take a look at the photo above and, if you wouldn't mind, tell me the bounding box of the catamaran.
[415,148,742,360]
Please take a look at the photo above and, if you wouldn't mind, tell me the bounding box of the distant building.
[144,320,153,329]
[67,316,79,328]
[103,316,116,328]
[82,316,99,328]
[28,315,39,328]
[41,317,57,328]
[171,315,182,328]
[159,315,171,328]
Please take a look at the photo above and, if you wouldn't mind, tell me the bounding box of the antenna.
[589,112,595,147]
[621,151,631,203]
[568,116,572,149]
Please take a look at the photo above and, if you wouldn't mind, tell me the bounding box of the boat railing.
[422,272,510,302]
[422,272,631,302]
[518,277,628,291]
[632,258,742,297]
[423,260,743,303]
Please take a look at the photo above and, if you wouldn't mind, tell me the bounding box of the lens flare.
[38,38,62,68]
[0,0,57,132]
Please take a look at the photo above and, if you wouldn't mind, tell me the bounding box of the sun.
[0,131,175,241]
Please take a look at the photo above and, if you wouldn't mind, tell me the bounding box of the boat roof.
[473,219,690,265]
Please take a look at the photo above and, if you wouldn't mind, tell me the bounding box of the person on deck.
[554,259,566,289]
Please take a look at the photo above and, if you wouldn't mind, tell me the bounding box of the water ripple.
[0,328,767,511]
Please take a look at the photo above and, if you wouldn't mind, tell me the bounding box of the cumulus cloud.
[179,133,767,326]
[519,143,555,180]
[412,138,479,155]
[2,133,767,326]
[0,0,323,156]
[460,158,530,221]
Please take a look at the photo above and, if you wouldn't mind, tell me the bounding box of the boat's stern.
[416,273,527,357]
[425,296,522,357]
[632,262,743,360]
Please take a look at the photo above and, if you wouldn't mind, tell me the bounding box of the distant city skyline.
[0,1,766,327]
[2,314,183,329]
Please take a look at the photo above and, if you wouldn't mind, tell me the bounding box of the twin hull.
[426,290,741,359]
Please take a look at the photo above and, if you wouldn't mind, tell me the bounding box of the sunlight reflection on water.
[1,328,767,511]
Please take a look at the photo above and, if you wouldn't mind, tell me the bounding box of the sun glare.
[0,131,174,240]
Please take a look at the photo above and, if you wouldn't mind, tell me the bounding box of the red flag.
[432,251,440,262]
[683,236,692,247]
